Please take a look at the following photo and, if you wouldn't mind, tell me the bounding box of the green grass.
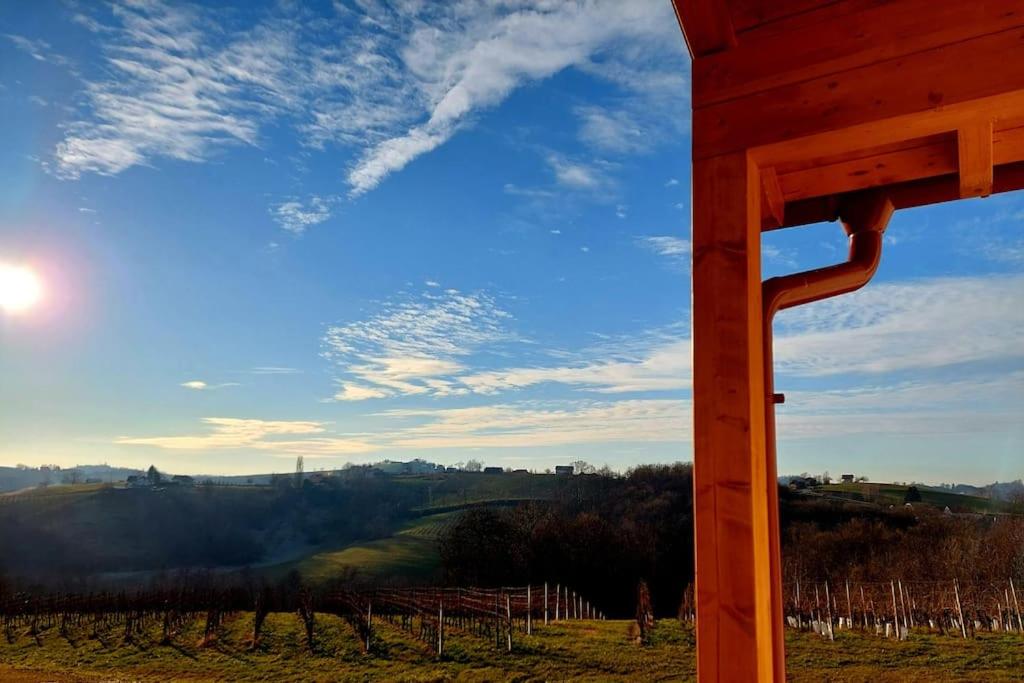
[819,482,1016,513]
[272,512,463,584]
[1,616,1021,682]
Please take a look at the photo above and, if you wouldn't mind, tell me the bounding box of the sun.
[0,263,43,314]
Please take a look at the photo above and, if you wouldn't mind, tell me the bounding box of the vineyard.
[0,582,602,659]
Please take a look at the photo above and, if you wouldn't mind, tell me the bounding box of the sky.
[0,0,1021,484]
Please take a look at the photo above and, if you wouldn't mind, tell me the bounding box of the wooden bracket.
[957,121,994,198]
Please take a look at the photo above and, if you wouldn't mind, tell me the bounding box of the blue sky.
[0,0,1021,484]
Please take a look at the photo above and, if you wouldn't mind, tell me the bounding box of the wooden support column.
[692,151,784,681]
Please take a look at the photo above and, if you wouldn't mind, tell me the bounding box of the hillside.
[815,482,1018,513]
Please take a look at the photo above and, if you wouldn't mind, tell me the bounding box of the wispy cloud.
[381,399,689,450]
[270,195,337,234]
[49,0,685,208]
[547,154,609,190]
[249,366,302,375]
[344,2,683,196]
[180,380,240,391]
[323,288,514,401]
[117,417,376,456]
[5,33,73,68]
[638,235,690,269]
[774,274,1024,377]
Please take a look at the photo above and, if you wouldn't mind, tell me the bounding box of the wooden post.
[898,580,908,634]
[953,580,967,639]
[438,603,444,657]
[845,580,853,631]
[544,582,549,625]
[527,585,532,635]
[860,586,868,630]
[824,582,834,641]
[366,600,372,652]
[1011,579,1022,633]
[555,584,560,621]
[506,594,512,652]
[890,581,900,640]
[692,152,782,681]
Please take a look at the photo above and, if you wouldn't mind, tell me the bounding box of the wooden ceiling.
[672,0,1024,228]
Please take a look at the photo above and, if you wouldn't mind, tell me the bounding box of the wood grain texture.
[692,152,783,681]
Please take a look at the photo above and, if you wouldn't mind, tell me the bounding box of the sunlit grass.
[2,616,1020,682]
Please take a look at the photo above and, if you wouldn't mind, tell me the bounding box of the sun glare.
[0,263,43,314]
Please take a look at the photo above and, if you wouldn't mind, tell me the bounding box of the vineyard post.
[824,582,834,641]
[814,585,820,634]
[367,600,372,652]
[555,584,560,621]
[859,585,867,630]
[954,580,967,639]
[890,581,900,640]
[437,602,443,657]
[845,580,853,631]
[1004,588,1012,633]
[544,582,549,625]
[795,579,801,630]
[898,580,909,633]
[506,594,512,652]
[1011,579,1022,633]
[527,585,532,635]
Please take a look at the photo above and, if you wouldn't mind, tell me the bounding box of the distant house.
[554,465,574,476]
[483,466,504,474]
[171,475,194,486]
[841,474,855,484]
[126,475,151,488]
[512,468,529,474]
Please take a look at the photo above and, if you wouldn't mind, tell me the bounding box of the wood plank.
[695,0,1024,106]
[692,152,783,681]
[777,134,956,202]
[769,160,1024,229]
[958,121,994,197]
[726,0,839,34]
[693,28,1024,161]
[672,0,737,58]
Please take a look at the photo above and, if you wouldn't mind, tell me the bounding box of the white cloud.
[322,288,513,400]
[345,1,683,196]
[51,1,685,199]
[774,274,1024,377]
[270,195,337,234]
[117,417,376,456]
[547,154,608,190]
[576,105,648,154]
[249,366,302,375]
[639,235,690,269]
[665,178,679,187]
[180,380,240,391]
[381,399,689,450]
[425,280,441,288]
[5,34,73,67]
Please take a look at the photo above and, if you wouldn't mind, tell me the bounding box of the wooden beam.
[958,121,994,198]
[768,160,1024,230]
[761,167,785,227]
[692,152,783,681]
[672,0,737,58]
[693,28,1024,161]
[694,0,1024,107]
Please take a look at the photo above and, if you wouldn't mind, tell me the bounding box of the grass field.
[817,482,1017,513]
[271,511,462,583]
[1,614,1021,682]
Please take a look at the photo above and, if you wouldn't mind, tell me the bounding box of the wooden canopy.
[672,1,1024,680]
